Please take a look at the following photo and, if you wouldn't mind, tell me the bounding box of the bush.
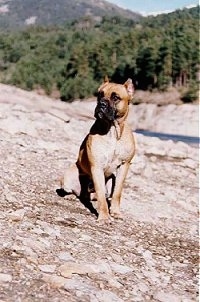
[59,76,98,102]
[181,82,199,103]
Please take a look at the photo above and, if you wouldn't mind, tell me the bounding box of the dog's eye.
[111,93,121,102]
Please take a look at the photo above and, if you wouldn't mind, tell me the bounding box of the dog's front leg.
[110,162,130,218]
[91,166,109,221]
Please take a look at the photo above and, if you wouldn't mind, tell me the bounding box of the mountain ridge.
[0,0,141,29]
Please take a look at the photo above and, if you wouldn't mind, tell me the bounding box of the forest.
[0,6,199,102]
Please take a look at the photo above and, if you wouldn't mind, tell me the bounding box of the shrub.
[181,82,199,103]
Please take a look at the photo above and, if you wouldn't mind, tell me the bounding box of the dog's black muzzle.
[94,99,116,121]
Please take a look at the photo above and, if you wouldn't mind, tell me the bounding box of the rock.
[0,116,38,136]
[109,262,132,274]
[138,282,149,293]
[0,273,12,282]
[42,274,67,288]
[130,103,199,136]
[111,253,124,263]
[58,262,95,278]
[8,209,26,221]
[168,141,189,158]
[168,148,187,158]
[183,158,198,169]
[91,261,112,274]
[63,278,96,293]
[0,84,198,302]
[57,251,75,262]
[130,154,147,175]
[142,267,161,283]
[38,264,56,273]
[4,191,18,204]
[154,291,182,302]
[103,275,123,289]
[39,222,61,237]
[79,234,93,241]
[142,250,154,262]
[95,290,124,302]
[145,146,167,157]
[22,238,47,252]
[142,165,153,178]
[58,261,113,278]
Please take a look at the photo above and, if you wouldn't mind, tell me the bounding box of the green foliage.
[181,82,199,103]
[59,76,98,101]
[0,6,199,102]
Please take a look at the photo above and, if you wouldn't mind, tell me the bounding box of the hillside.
[0,0,141,29]
[0,6,198,102]
[0,84,198,301]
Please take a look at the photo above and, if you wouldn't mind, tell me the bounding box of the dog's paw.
[110,208,123,219]
[97,212,111,222]
[110,212,123,220]
[56,188,68,197]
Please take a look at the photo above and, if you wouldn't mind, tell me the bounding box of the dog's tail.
[59,176,64,189]
[56,176,67,197]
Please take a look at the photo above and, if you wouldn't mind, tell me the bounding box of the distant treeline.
[0,6,199,102]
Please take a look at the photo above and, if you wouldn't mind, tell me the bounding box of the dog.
[57,78,135,221]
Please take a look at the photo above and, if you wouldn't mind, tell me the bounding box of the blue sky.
[107,0,198,15]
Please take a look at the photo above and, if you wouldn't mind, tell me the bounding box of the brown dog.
[58,78,135,221]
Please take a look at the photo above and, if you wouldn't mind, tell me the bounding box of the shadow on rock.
[56,186,98,218]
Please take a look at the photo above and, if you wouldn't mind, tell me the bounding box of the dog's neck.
[90,119,112,135]
[113,120,124,140]
[113,107,129,139]
[91,114,127,140]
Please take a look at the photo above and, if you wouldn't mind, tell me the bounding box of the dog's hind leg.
[79,175,98,217]
[106,174,116,199]
[57,164,81,197]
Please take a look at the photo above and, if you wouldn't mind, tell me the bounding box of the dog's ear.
[98,76,109,91]
[104,75,109,83]
[124,78,134,101]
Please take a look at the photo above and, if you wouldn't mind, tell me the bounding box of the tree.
[136,46,157,90]
[156,40,172,90]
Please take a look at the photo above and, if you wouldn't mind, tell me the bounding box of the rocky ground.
[0,84,199,302]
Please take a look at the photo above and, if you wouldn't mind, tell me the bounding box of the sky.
[107,0,198,16]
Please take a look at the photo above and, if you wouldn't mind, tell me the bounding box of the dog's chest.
[99,136,130,176]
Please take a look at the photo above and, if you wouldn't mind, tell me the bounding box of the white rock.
[79,234,92,241]
[168,148,187,158]
[8,209,25,221]
[22,238,46,252]
[103,276,123,289]
[138,282,149,293]
[92,261,112,274]
[58,262,95,278]
[0,116,38,136]
[57,251,75,262]
[142,165,153,178]
[0,273,12,282]
[111,253,124,263]
[146,146,167,157]
[183,158,198,169]
[154,291,182,302]
[110,262,132,274]
[42,273,67,288]
[38,264,56,273]
[142,250,154,263]
[95,290,124,302]
[63,278,96,292]
[142,267,160,283]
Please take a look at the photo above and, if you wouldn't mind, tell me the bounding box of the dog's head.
[94,78,134,122]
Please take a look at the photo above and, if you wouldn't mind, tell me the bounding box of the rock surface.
[129,103,199,136]
[0,84,199,302]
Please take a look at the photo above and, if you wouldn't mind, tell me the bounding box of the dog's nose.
[99,99,108,109]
